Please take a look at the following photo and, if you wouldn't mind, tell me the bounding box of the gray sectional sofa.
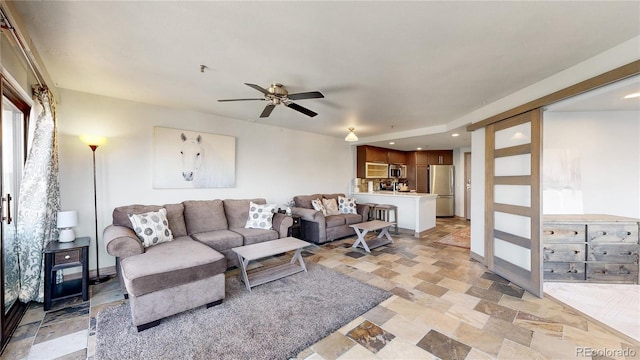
[291,193,369,244]
[102,198,292,331]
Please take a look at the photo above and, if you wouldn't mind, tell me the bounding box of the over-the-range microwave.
[389,164,407,178]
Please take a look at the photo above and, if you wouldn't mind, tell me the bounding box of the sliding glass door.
[0,80,29,350]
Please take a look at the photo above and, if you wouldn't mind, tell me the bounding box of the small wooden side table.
[43,237,90,310]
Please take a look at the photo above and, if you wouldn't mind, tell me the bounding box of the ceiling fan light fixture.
[345,127,358,142]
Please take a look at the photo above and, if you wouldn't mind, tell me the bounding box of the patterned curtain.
[16,86,60,302]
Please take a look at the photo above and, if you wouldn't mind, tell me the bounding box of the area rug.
[95,263,391,360]
[435,227,470,249]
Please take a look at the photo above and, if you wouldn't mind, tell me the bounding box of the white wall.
[57,88,353,272]
[470,129,485,257]
[543,111,640,218]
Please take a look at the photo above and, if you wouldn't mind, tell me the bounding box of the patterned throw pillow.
[322,198,340,216]
[128,208,173,248]
[311,198,327,216]
[245,201,276,229]
[338,196,357,214]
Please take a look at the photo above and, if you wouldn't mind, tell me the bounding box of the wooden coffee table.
[349,220,395,253]
[232,237,310,291]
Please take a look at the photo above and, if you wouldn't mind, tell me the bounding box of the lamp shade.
[57,210,78,229]
[79,135,106,146]
[345,127,358,142]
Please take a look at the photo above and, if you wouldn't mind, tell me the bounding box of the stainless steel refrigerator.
[428,165,454,217]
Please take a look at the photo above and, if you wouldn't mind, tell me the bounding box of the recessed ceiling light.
[451,133,459,137]
[624,92,640,99]
[389,142,395,145]
[416,147,422,150]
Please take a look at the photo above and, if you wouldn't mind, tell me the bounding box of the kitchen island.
[351,191,438,237]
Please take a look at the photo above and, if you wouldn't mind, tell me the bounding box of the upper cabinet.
[426,150,453,165]
[358,145,387,163]
[387,150,407,165]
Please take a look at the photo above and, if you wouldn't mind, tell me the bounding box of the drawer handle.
[622,251,633,256]
[64,255,71,260]
[573,231,578,235]
[601,231,607,235]
[549,269,554,273]
[594,269,607,274]
[549,231,555,235]
[574,250,580,254]
[543,247,554,254]
[627,231,632,236]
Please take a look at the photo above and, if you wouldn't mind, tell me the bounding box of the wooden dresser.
[543,214,639,284]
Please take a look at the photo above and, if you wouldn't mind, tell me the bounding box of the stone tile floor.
[1,217,638,359]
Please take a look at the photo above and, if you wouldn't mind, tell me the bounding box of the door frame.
[0,76,30,352]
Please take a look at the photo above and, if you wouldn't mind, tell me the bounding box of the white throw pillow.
[322,198,340,216]
[245,201,276,229]
[311,198,327,216]
[128,208,173,248]
[338,196,357,214]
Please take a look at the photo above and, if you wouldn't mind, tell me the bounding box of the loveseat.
[291,193,369,244]
[102,198,292,331]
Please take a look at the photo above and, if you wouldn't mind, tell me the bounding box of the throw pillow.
[311,198,327,216]
[322,198,340,216]
[128,208,173,248]
[338,196,357,214]
[245,201,276,229]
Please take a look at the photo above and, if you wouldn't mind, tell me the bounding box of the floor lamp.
[80,135,111,285]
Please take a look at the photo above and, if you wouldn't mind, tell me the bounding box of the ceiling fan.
[218,83,324,118]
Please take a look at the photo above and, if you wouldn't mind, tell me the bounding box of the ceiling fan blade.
[260,104,276,118]
[287,91,325,100]
[245,83,270,95]
[286,102,318,117]
[218,98,265,102]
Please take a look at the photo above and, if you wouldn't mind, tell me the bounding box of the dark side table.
[43,237,90,310]
[288,215,302,239]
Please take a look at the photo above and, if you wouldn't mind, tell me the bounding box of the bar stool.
[359,203,378,221]
[374,204,399,234]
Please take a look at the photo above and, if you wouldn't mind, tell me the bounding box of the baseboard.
[469,251,485,264]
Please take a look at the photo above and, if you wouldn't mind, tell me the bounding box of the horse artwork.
[153,127,235,188]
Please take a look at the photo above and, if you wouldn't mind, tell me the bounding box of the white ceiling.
[11,1,640,151]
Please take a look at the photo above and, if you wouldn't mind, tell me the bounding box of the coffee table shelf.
[232,237,310,291]
[349,220,395,253]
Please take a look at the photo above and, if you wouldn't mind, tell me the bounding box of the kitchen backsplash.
[353,178,407,193]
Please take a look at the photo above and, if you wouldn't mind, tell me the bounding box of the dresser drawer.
[588,224,639,244]
[543,262,585,281]
[586,263,639,283]
[543,243,586,262]
[543,224,585,243]
[54,249,81,266]
[588,244,639,263]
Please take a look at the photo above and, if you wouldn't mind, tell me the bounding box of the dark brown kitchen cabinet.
[357,145,389,178]
[357,145,387,163]
[426,150,453,165]
[415,151,428,165]
[416,165,428,193]
[387,150,407,165]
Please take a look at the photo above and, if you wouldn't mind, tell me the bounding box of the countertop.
[351,191,438,199]
[544,214,640,223]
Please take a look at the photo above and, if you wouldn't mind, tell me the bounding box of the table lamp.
[57,210,78,242]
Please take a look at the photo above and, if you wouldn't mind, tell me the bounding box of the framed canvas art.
[153,126,236,188]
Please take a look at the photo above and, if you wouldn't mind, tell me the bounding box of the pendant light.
[344,127,358,142]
